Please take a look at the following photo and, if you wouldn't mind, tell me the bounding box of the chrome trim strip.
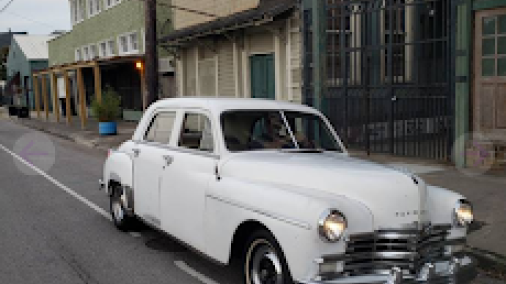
[206,193,311,230]
[133,140,220,159]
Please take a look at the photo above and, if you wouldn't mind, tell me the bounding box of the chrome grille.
[339,225,452,276]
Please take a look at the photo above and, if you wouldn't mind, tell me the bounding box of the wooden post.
[140,67,147,110]
[51,72,60,123]
[144,0,158,108]
[32,75,41,119]
[93,64,102,103]
[76,68,87,129]
[63,70,72,125]
[41,75,49,121]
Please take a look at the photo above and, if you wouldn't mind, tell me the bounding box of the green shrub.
[91,87,121,122]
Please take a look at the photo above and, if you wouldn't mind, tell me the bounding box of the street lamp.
[135,61,144,71]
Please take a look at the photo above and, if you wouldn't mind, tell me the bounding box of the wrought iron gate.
[303,0,455,160]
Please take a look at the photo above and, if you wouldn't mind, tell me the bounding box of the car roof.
[149,97,318,114]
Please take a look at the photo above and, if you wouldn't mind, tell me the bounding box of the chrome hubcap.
[249,241,283,284]
[112,198,124,222]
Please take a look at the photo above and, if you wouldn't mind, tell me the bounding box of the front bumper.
[301,256,477,284]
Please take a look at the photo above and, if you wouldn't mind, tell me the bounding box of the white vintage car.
[101,98,476,284]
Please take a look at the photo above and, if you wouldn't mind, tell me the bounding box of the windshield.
[220,110,343,152]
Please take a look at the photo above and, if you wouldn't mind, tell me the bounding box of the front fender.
[103,151,133,194]
[204,177,374,282]
[426,185,467,239]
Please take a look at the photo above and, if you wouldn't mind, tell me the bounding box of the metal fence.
[303,0,455,160]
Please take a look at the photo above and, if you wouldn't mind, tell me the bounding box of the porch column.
[51,72,60,123]
[454,0,472,167]
[41,75,49,121]
[32,74,41,119]
[140,66,147,110]
[63,70,72,125]
[93,64,102,103]
[274,31,283,101]
[76,68,87,129]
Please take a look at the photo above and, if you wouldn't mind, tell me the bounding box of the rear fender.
[103,151,134,195]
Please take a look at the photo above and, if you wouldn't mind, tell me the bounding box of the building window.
[130,33,139,51]
[83,46,90,61]
[99,39,115,57]
[120,36,128,53]
[99,42,107,57]
[326,1,355,85]
[89,44,98,59]
[75,48,82,61]
[107,40,115,56]
[88,0,101,17]
[118,31,140,55]
[71,0,85,25]
[104,0,121,9]
[381,0,409,83]
[481,15,506,77]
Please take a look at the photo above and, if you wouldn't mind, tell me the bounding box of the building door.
[250,54,275,99]
[475,9,506,134]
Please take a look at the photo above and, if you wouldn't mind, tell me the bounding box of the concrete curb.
[11,118,108,154]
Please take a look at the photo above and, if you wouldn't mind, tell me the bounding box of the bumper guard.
[302,256,477,284]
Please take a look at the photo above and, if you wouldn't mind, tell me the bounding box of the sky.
[0,0,71,35]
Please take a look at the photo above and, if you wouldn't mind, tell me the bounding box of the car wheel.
[244,230,293,284]
[110,184,134,231]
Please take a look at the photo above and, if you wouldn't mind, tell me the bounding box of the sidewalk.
[11,111,137,152]
[3,108,506,280]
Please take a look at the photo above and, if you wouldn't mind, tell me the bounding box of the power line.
[0,0,15,13]
[4,12,59,30]
[156,2,217,18]
[139,0,218,18]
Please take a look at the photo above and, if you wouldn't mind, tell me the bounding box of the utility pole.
[144,0,158,109]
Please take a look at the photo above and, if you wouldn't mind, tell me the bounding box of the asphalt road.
[0,119,241,284]
[0,119,503,284]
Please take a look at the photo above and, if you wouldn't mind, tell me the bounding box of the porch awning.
[159,0,297,46]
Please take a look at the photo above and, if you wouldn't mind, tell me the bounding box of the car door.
[132,110,178,228]
[160,110,217,252]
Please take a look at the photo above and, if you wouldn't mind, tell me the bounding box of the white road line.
[0,143,112,221]
[174,261,221,284]
[1,142,221,284]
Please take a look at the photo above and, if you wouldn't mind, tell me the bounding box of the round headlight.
[453,199,473,227]
[318,210,347,242]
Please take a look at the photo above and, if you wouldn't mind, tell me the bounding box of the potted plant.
[91,87,121,135]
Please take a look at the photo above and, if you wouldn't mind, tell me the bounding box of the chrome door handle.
[132,148,141,157]
[163,155,173,166]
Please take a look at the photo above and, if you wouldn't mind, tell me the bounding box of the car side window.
[179,113,214,152]
[144,112,177,144]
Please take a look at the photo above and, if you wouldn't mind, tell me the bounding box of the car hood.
[219,151,430,229]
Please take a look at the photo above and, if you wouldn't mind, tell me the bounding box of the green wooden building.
[45,0,174,122]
